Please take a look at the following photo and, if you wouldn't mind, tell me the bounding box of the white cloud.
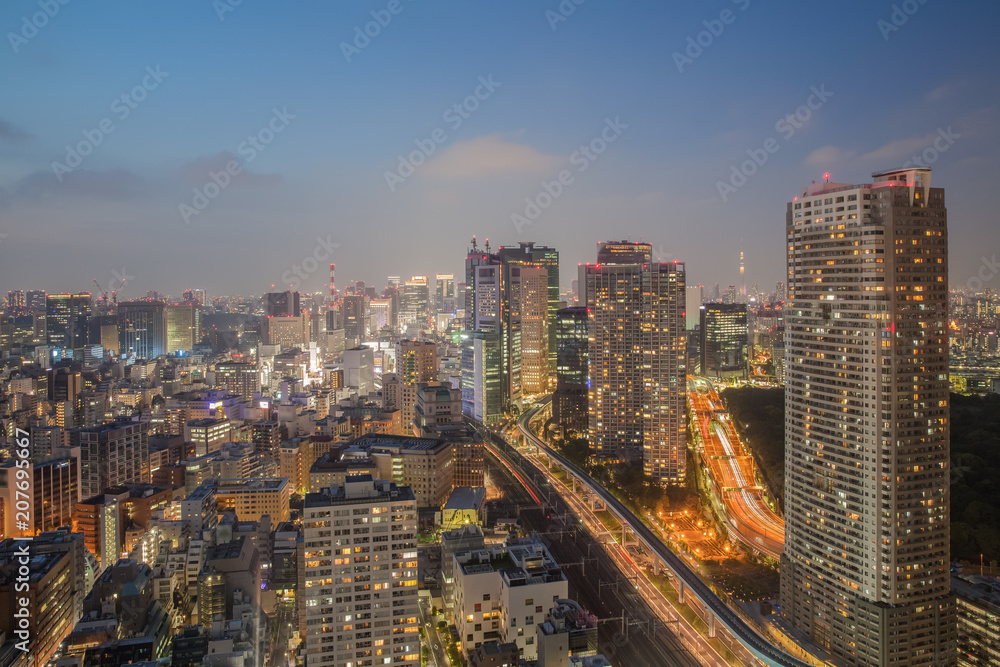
[421,134,560,180]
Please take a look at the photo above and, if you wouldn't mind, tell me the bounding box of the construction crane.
[92,278,110,308]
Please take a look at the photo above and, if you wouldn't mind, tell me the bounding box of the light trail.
[484,442,541,504]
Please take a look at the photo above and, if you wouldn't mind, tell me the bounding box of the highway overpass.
[507,399,811,667]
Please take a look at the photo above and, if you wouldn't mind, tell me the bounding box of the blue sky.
[1,0,997,297]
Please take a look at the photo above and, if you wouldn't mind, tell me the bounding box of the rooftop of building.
[444,486,486,511]
[216,477,288,492]
[186,417,230,427]
[304,476,415,507]
[346,432,446,453]
[952,574,1000,610]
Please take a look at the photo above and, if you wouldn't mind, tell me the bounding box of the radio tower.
[329,264,336,307]
[739,242,746,301]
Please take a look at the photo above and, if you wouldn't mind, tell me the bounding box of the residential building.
[300,476,419,667]
[780,168,954,665]
[584,242,687,484]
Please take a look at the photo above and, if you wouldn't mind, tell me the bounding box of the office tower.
[165,303,201,354]
[775,280,786,302]
[518,265,550,393]
[413,385,483,486]
[497,242,560,375]
[346,434,455,509]
[699,303,748,379]
[265,313,308,348]
[343,346,375,395]
[0,540,75,666]
[340,294,367,345]
[190,288,209,306]
[215,478,291,523]
[461,330,502,423]
[369,297,393,334]
[215,360,261,401]
[47,292,92,348]
[48,365,82,402]
[184,418,232,456]
[685,284,704,330]
[69,420,150,499]
[198,536,262,633]
[399,339,437,384]
[117,300,167,360]
[401,275,430,328]
[301,477,419,667]
[585,242,686,484]
[0,452,80,536]
[780,168,954,665]
[266,290,300,317]
[73,489,127,572]
[382,372,418,434]
[552,307,589,435]
[436,272,455,310]
[7,290,26,315]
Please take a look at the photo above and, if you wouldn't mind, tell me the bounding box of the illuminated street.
[689,377,785,558]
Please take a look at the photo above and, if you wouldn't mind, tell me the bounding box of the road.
[689,376,785,558]
[418,597,448,667]
[483,444,705,667]
[511,399,812,667]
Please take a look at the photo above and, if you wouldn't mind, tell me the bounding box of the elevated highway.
[509,398,810,667]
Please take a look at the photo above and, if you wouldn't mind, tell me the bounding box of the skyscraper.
[165,303,201,354]
[435,272,455,310]
[69,420,151,499]
[585,242,686,484]
[780,168,954,666]
[552,307,589,434]
[517,265,550,393]
[400,275,430,328]
[699,303,748,379]
[46,292,92,349]
[340,294,367,345]
[399,339,437,384]
[497,242,560,376]
[117,300,166,360]
[265,290,301,317]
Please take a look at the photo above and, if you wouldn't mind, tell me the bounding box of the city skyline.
[2,2,998,295]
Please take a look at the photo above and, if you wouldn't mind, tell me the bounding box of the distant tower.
[329,264,336,307]
[739,243,746,301]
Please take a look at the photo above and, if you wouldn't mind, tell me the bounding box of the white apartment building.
[781,168,954,665]
[302,475,419,667]
[453,538,568,662]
